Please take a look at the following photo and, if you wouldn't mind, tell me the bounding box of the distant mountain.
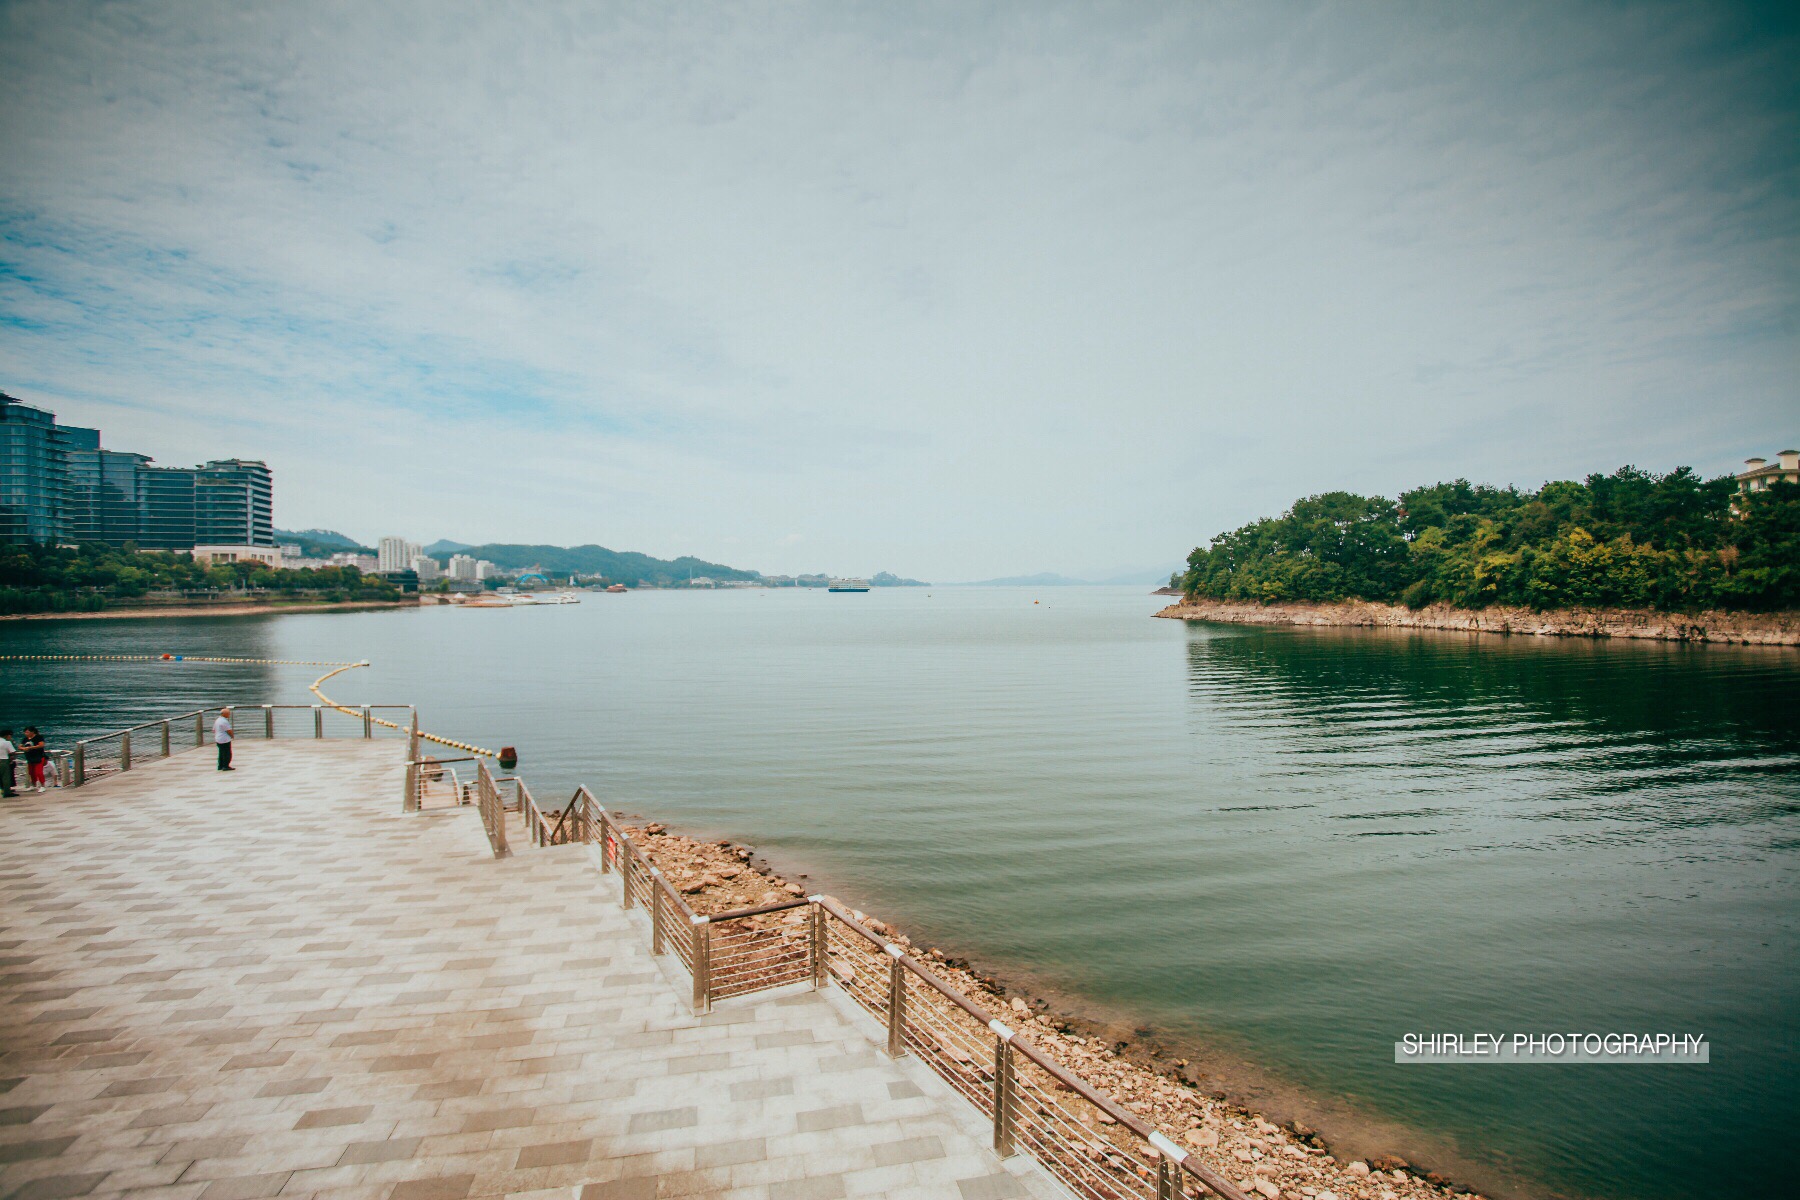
[960,572,1088,586]
[959,566,1184,586]
[871,571,929,587]
[440,543,760,586]
[424,539,474,555]
[274,529,373,557]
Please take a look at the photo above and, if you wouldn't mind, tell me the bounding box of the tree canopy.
[1179,467,1798,613]
[0,541,402,614]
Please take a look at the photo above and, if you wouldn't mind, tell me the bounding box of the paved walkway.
[0,742,1063,1200]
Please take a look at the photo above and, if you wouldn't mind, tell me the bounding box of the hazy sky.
[2,3,1795,580]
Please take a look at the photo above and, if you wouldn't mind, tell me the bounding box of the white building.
[377,536,421,573]
[412,554,442,582]
[328,551,379,572]
[475,559,497,581]
[192,544,284,568]
[448,553,478,581]
[1738,450,1799,494]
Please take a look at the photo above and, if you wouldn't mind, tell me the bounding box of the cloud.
[0,1,1795,577]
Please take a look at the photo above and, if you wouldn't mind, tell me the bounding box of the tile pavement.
[0,741,1067,1200]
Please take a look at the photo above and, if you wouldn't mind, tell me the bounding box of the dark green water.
[3,588,1795,1199]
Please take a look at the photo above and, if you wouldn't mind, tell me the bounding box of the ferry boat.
[828,578,871,592]
[605,583,627,593]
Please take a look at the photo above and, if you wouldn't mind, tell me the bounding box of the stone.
[1010,998,1029,1014]
[784,882,805,895]
[1347,1162,1371,1177]
[1184,1126,1219,1150]
[1318,1192,1339,1200]
[1253,1180,1282,1199]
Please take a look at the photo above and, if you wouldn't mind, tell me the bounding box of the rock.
[678,879,706,894]
[1390,1170,1408,1184]
[1368,1156,1408,1173]
[1253,1118,1280,1135]
[1184,1127,1219,1150]
[827,959,855,983]
[1318,1192,1339,1200]
[645,822,665,834]
[1010,997,1029,1014]
[734,847,753,859]
[1253,1180,1282,1199]
[783,882,805,895]
[1347,1162,1371,1178]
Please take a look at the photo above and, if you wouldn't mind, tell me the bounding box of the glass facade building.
[0,390,272,549]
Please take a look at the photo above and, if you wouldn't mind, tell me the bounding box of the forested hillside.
[1179,468,1798,612]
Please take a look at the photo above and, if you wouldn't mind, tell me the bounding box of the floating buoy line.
[0,653,497,759]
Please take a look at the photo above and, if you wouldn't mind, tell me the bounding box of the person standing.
[20,727,48,792]
[0,728,16,798]
[214,707,234,771]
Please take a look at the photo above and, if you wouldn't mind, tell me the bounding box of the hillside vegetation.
[1179,468,1799,613]
[0,542,402,614]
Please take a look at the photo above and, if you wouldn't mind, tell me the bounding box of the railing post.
[403,713,420,813]
[993,1029,1016,1158]
[161,720,171,757]
[194,711,204,747]
[71,743,85,788]
[651,871,666,954]
[692,917,710,1013]
[1156,1156,1175,1200]
[886,948,907,1057]
[809,900,826,989]
[313,706,323,738]
[264,706,274,738]
[621,847,634,910]
[120,731,131,771]
[362,706,372,738]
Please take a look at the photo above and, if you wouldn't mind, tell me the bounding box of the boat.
[606,584,627,593]
[509,591,581,605]
[828,578,871,592]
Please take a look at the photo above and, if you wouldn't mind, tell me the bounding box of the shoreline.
[609,810,1511,1200]
[1154,598,1800,645]
[0,599,418,622]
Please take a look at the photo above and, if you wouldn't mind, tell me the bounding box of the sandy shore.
[616,815,1498,1200]
[0,599,418,622]
[1155,598,1800,646]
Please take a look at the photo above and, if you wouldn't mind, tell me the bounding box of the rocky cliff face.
[1154,599,1800,645]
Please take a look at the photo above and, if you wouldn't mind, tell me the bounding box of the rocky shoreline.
[1153,598,1800,646]
[615,817,1498,1200]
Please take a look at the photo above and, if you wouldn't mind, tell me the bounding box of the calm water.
[3,588,1797,1200]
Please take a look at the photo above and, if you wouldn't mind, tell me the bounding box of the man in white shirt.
[214,707,234,771]
[0,728,16,797]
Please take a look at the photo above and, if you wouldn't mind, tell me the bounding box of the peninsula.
[1159,463,1799,644]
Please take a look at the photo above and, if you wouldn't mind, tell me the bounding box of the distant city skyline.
[2,3,1795,580]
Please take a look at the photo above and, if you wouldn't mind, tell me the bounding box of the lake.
[3,586,1795,1200]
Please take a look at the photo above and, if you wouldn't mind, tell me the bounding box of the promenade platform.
[0,742,1062,1200]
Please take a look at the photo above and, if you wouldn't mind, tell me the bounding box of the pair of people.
[0,727,51,796]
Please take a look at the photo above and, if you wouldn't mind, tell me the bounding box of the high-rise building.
[412,554,441,582]
[377,536,422,573]
[195,459,273,547]
[448,553,478,581]
[0,391,272,549]
[0,395,67,543]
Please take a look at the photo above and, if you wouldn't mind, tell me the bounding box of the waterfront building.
[192,544,284,567]
[377,536,421,573]
[1738,450,1799,493]
[448,552,478,581]
[412,554,442,582]
[0,391,271,548]
[328,551,379,572]
[0,394,66,542]
[475,559,496,581]
[194,459,273,547]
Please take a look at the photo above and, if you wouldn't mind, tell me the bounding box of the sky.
[1,2,1796,581]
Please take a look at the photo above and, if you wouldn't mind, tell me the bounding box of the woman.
[20,727,48,793]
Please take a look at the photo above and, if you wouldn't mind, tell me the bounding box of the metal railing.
[515,782,1250,1200]
[60,703,417,788]
[472,759,511,858]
